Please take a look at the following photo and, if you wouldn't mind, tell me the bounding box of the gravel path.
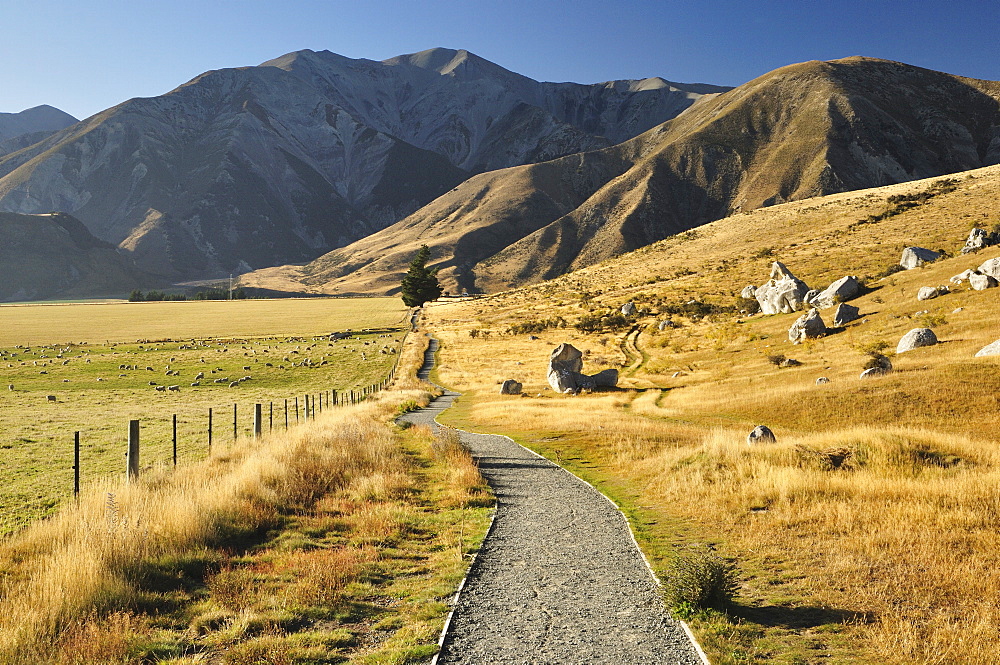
[401,339,705,664]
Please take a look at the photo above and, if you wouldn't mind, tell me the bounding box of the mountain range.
[0,48,724,285]
[2,50,1000,301]
[245,57,1000,296]
[0,105,77,158]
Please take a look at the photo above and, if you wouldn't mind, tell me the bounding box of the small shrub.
[208,566,258,612]
[765,354,786,366]
[664,546,739,614]
[735,296,760,314]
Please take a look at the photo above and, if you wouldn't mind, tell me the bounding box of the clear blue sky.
[3,0,999,120]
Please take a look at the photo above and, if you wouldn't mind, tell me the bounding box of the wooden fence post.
[126,420,140,482]
[73,431,80,498]
[253,403,262,438]
[295,396,299,423]
[172,414,177,466]
[284,399,288,429]
[269,402,273,432]
[233,403,238,440]
[208,407,213,452]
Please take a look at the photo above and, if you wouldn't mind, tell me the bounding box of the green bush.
[664,546,739,614]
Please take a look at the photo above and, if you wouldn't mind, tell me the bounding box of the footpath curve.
[401,338,706,664]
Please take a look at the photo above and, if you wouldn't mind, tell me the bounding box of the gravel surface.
[401,339,704,664]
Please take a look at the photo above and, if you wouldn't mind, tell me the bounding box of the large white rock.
[978,257,1000,280]
[546,343,618,393]
[900,247,941,270]
[740,285,757,299]
[917,286,946,301]
[788,309,827,344]
[975,339,1000,357]
[950,269,975,285]
[969,273,998,290]
[832,303,860,327]
[896,328,938,354]
[747,425,776,445]
[499,379,523,395]
[621,302,636,316]
[755,262,811,315]
[962,227,995,254]
[810,275,861,309]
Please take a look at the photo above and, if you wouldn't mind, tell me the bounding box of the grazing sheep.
[149,381,158,386]
[228,381,239,388]
[243,366,250,371]
[168,385,180,391]
[195,372,204,380]
[6,384,11,391]
[146,366,154,371]
[191,381,200,386]
[47,395,56,402]
[155,386,166,391]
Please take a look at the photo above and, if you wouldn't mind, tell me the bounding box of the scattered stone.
[740,285,757,299]
[953,307,964,314]
[755,262,811,315]
[969,273,998,290]
[896,328,938,354]
[780,358,802,367]
[975,339,1000,357]
[900,247,941,269]
[816,377,830,384]
[671,371,686,378]
[621,302,636,316]
[951,269,975,284]
[977,257,1000,280]
[527,335,539,340]
[747,425,776,445]
[658,319,676,331]
[500,379,523,395]
[788,308,827,344]
[810,276,862,309]
[832,303,860,327]
[917,285,948,300]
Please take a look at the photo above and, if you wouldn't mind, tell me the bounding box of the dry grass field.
[0,330,493,664]
[423,165,1000,664]
[0,297,409,535]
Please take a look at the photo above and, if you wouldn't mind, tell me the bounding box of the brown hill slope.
[255,57,1000,296]
[421,164,1000,662]
[0,212,151,301]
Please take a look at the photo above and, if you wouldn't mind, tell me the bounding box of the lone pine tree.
[400,244,442,307]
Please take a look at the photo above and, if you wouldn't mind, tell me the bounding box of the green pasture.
[0,297,410,535]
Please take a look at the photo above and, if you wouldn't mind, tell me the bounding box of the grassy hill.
[422,164,1000,663]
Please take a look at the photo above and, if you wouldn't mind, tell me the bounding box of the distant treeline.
[128,288,248,302]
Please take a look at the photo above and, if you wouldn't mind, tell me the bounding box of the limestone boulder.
[816,377,830,385]
[546,343,618,393]
[740,285,757,299]
[860,367,890,379]
[658,319,676,331]
[900,247,941,269]
[621,302,636,316]
[917,286,948,301]
[962,227,997,254]
[975,339,1000,357]
[896,328,938,354]
[951,269,975,285]
[810,276,861,309]
[747,425,776,445]
[755,261,811,315]
[976,257,1000,280]
[500,379,523,395]
[832,303,860,327]
[969,273,998,290]
[788,309,827,344]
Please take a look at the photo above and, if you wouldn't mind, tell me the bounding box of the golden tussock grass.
[0,325,490,664]
[422,167,1000,662]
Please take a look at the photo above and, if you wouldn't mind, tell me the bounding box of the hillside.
[0,48,721,283]
[421,163,1000,662]
[264,57,1000,297]
[0,212,151,301]
[0,105,76,145]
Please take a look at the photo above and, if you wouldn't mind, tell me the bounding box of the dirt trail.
[401,337,704,664]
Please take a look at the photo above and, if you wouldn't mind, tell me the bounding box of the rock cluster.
[810,276,861,309]
[961,227,999,254]
[546,344,618,394]
[916,285,948,301]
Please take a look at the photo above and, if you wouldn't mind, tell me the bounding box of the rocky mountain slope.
[0,48,722,283]
[260,57,1000,296]
[0,212,152,301]
[0,105,78,158]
